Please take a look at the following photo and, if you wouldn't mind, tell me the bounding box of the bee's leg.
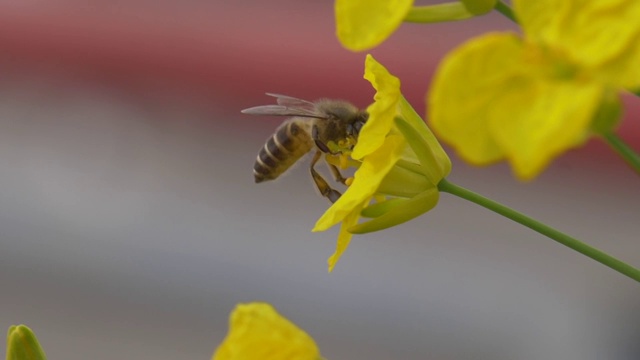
[327,163,349,185]
[310,150,342,203]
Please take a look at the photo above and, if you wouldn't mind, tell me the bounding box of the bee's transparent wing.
[266,93,315,108]
[240,105,317,117]
[241,93,323,118]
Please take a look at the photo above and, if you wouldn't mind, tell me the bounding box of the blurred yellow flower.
[212,303,321,360]
[335,0,498,51]
[335,0,414,51]
[6,325,47,360]
[429,0,640,180]
[314,55,451,272]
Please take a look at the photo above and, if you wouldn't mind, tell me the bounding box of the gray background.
[0,1,639,359]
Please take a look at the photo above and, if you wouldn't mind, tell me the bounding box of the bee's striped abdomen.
[254,120,313,183]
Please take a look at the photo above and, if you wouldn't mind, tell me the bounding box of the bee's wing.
[241,93,323,118]
[241,105,322,118]
[265,93,315,108]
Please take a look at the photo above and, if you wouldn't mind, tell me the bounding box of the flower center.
[521,42,581,81]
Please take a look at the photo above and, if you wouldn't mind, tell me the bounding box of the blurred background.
[0,1,639,360]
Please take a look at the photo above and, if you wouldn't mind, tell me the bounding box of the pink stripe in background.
[1,2,635,145]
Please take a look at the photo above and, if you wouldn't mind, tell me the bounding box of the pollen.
[345,177,354,186]
[339,153,349,169]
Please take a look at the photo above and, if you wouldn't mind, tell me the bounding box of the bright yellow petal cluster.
[335,0,414,51]
[429,0,640,180]
[212,303,321,360]
[315,55,451,272]
[516,0,640,88]
[6,325,47,360]
[314,55,405,272]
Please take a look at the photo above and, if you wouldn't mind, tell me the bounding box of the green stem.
[405,3,473,23]
[602,133,640,175]
[438,178,640,283]
[495,1,517,23]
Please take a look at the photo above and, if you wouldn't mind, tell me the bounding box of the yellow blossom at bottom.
[212,303,321,360]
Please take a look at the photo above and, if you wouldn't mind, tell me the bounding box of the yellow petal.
[213,303,320,360]
[430,32,604,179]
[490,75,602,180]
[335,0,414,51]
[515,0,640,88]
[429,33,523,166]
[327,201,367,272]
[314,134,405,232]
[352,55,402,160]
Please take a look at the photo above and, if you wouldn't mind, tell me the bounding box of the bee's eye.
[346,124,354,136]
[353,120,364,134]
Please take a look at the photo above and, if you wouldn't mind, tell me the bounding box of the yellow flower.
[212,303,321,360]
[335,0,414,51]
[429,0,640,180]
[6,325,47,360]
[335,0,497,51]
[314,55,451,272]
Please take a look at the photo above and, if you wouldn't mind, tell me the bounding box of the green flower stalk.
[437,179,640,283]
[5,325,47,360]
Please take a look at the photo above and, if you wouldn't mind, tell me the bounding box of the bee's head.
[316,100,369,151]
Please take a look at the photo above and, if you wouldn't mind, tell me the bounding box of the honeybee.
[242,93,368,203]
